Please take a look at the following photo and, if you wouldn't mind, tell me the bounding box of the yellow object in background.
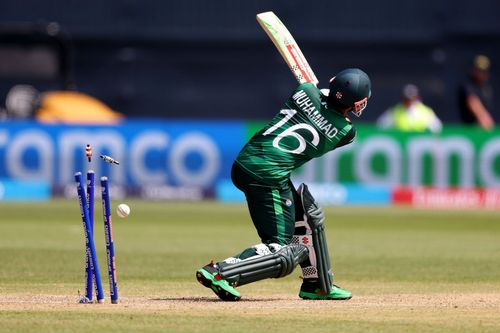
[36,91,123,124]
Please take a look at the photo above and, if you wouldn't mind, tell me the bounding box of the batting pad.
[292,183,333,294]
[219,244,308,287]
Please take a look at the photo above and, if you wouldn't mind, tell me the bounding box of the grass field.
[0,200,499,333]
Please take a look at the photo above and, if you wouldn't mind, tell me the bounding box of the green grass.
[0,200,499,332]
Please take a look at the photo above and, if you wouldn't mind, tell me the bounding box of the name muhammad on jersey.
[292,90,338,138]
[262,89,339,155]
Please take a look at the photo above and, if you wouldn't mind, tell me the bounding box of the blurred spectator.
[458,54,495,130]
[0,85,41,120]
[0,84,123,124]
[376,84,442,133]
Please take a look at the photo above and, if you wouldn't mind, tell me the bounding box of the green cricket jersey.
[235,83,355,186]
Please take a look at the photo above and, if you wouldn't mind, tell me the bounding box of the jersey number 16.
[263,109,320,155]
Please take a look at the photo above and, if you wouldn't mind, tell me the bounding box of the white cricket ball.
[116,203,130,218]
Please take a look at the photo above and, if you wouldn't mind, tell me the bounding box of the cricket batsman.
[196,68,371,301]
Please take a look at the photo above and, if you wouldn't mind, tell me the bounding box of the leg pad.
[292,183,333,294]
[219,244,308,287]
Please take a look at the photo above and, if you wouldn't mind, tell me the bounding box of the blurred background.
[0,0,499,208]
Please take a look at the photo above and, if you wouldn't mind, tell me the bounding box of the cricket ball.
[116,203,130,218]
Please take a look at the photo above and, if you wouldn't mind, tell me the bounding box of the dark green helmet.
[327,68,372,117]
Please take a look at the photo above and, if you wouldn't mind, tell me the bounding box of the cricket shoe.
[298,281,352,300]
[196,262,241,302]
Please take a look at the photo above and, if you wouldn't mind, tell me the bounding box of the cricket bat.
[256,11,319,85]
